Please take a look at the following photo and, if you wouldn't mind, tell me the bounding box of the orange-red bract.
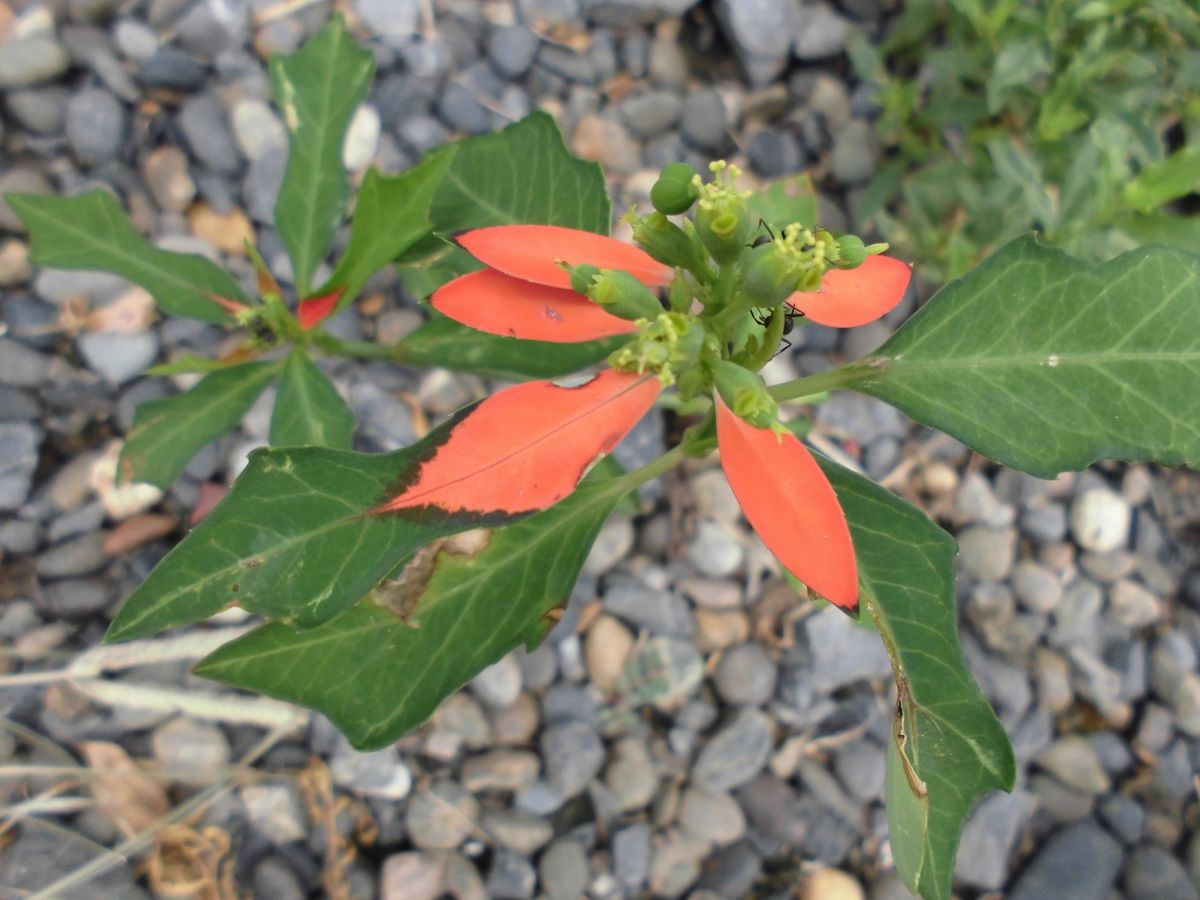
[458,225,674,291]
[431,269,638,343]
[297,287,344,330]
[378,369,661,516]
[787,255,912,328]
[715,397,858,612]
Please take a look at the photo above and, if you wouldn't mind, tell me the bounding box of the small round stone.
[66,89,126,164]
[1070,488,1131,552]
[405,781,478,849]
[713,642,777,706]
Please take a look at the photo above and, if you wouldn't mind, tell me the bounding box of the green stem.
[310,333,402,361]
[768,361,873,401]
[742,306,786,372]
[616,443,688,490]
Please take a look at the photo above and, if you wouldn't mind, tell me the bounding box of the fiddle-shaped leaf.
[7,191,249,324]
[819,456,1015,900]
[120,361,282,489]
[106,370,658,642]
[271,15,374,296]
[270,349,354,450]
[844,237,1200,477]
[195,474,630,750]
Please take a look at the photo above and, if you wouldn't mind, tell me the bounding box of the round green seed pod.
[836,234,868,268]
[650,163,700,215]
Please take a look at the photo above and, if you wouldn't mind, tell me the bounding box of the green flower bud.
[583,268,665,321]
[694,161,753,265]
[568,263,603,296]
[711,359,779,430]
[631,211,709,275]
[741,243,801,307]
[650,162,700,215]
[835,234,867,268]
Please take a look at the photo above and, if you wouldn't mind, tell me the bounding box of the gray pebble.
[619,90,683,139]
[693,708,772,790]
[604,574,692,634]
[140,49,207,92]
[240,783,308,843]
[35,532,107,578]
[832,740,886,803]
[603,736,659,811]
[242,152,287,224]
[179,94,241,173]
[695,841,762,897]
[1009,823,1122,900]
[714,642,777,706]
[958,525,1017,582]
[66,89,126,164]
[437,82,497,135]
[613,823,652,889]
[470,654,522,709]
[396,115,451,154]
[747,127,805,178]
[680,87,728,150]
[77,331,158,385]
[1021,502,1068,543]
[1011,560,1063,612]
[39,578,112,618]
[793,3,848,59]
[329,738,411,799]
[954,788,1038,891]
[1124,844,1197,900]
[1098,794,1145,845]
[405,781,478,849]
[541,720,605,799]
[830,119,879,185]
[0,423,42,511]
[0,39,71,88]
[5,87,69,134]
[1108,579,1163,628]
[486,850,536,900]
[488,25,540,78]
[679,784,746,844]
[113,19,159,61]
[1036,736,1111,794]
[686,518,744,578]
[252,857,305,900]
[230,98,287,162]
[539,838,588,900]
[805,605,891,691]
[353,0,420,43]
[480,810,553,853]
[713,0,793,85]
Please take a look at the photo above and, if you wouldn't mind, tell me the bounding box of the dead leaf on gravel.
[78,741,170,838]
[147,823,239,900]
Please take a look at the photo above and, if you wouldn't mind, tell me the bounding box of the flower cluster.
[421,162,912,613]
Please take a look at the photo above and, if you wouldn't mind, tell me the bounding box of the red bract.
[377,369,660,517]
[716,397,858,611]
[432,225,671,343]
[433,269,637,342]
[297,287,345,330]
[788,255,912,328]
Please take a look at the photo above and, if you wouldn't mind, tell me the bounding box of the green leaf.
[1122,146,1200,213]
[270,349,354,450]
[319,150,455,314]
[7,191,248,324]
[146,354,251,377]
[120,361,281,489]
[845,237,1200,477]
[105,405,538,643]
[746,172,820,231]
[271,16,375,296]
[195,475,627,749]
[819,457,1015,900]
[398,313,629,380]
[429,111,610,234]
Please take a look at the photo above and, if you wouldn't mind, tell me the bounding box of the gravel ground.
[2,1,1199,898]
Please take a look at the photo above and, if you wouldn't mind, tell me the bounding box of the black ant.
[748,219,775,249]
[749,305,804,357]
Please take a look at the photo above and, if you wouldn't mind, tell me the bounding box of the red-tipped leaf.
[297,287,345,330]
[716,396,858,611]
[377,369,660,516]
[787,255,912,328]
[458,225,674,290]
[431,269,638,343]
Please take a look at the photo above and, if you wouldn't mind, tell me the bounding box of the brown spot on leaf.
[374,529,494,623]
